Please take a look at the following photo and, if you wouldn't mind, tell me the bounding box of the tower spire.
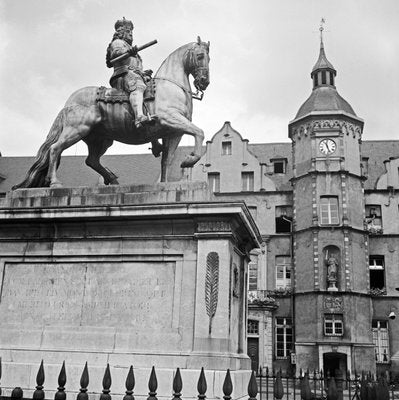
[311,18,336,88]
[319,18,325,48]
[293,22,359,120]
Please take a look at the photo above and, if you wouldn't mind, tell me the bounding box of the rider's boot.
[129,90,149,129]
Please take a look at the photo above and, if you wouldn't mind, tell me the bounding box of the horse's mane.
[154,42,195,77]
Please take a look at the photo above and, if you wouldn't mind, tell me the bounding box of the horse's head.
[185,36,210,93]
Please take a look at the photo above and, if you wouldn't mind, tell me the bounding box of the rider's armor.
[106,17,151,130]
[108,39,147,93]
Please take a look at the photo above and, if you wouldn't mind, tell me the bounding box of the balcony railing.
[366,222,383,234]
[248,289,293,308]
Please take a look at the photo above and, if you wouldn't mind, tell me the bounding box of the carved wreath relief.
[205,252,219,334]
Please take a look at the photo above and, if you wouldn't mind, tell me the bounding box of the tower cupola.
[311,26,337,88]
[293,20,358,121]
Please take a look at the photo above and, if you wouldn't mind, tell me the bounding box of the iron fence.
[256,367,395,400]
[0,358,396,400]
[0,359,237,400]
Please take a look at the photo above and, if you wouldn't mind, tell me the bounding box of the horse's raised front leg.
[46,106,101,187]
[159,113,204,168]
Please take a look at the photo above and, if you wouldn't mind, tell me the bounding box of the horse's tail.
[12,110,65,190]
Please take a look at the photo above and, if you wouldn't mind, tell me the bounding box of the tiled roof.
[295,87,357,119]
[0,153,161,193]
[312,44,336,74]
[1,140,398,193]
[248,142,293,191]
[362,140,399,190]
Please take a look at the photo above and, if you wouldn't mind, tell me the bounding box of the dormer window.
[365,205,382,234]
[222,141,232,155]
[271,158,287,174]
[361,157,369,176]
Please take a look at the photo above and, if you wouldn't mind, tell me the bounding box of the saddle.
[96,79,156,119]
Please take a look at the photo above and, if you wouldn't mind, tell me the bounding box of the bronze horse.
[13,37,210,189]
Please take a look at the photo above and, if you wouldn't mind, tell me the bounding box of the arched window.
[321,71,326,84]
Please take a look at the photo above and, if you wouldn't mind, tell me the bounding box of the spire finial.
[319,18,325,47]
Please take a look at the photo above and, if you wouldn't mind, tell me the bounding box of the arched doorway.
[323,352,347,377]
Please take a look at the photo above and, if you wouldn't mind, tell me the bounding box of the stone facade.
[184,39,399,377]
[0,183,260,399]
[186,117,398,376]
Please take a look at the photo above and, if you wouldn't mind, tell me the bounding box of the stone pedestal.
[0,182,261,399]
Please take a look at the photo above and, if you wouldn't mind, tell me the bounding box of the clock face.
[319,139,336,155]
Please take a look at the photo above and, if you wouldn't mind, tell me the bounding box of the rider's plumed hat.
[114,17,134,31]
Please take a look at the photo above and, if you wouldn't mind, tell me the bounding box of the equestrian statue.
[13,18,210,189]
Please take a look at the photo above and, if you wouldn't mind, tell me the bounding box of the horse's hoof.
[151,141,163,158]
[50,182,63,188]
[180,154,201,168]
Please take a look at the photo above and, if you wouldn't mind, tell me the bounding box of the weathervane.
[319,18,326,44]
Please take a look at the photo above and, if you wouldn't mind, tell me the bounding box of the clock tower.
[288,26,375,375]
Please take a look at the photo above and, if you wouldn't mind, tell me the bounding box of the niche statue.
[326,256,338,291]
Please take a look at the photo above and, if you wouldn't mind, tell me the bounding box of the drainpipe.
[282,215,295,371]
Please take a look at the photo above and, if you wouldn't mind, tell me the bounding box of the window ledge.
[369,288,387,296]
[324,334,344,337]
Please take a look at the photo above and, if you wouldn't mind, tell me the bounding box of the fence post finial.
[33,360,45,400]
[100,364,112,400]
[148,366,158,400]
[54,361,66,400]
[223,369,232,400]
[172,368,182,400]
[197,367,207,400]
[123,366,135,400]
[77,362,89,400]
[247,370,257,400]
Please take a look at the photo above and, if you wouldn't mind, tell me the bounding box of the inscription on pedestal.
[0,262,175,328]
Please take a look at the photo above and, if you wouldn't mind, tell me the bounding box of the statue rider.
[106,18,151,129]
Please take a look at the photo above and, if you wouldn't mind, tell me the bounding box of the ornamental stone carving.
[291,120,362,139]
[197,221,231,232]
[323,296,343,311]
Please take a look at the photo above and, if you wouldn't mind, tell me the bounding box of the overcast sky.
[1,0,398,157]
